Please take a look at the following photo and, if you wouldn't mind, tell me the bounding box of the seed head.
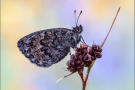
[67,44,102,72]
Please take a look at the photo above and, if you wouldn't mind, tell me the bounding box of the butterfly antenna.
[76,11,82,25]
[74,10,77,26]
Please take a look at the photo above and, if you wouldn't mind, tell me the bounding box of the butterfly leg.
[79,35,87,44]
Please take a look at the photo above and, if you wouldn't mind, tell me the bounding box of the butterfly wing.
[17,28,73,67]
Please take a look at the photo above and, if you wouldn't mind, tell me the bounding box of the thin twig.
[100,7,121,47]
[56,72,75,82]
[78,71,84,82]
[83,61,95,90]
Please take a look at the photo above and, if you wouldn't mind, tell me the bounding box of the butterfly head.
[73,25,83,34]
[73,10,83,34]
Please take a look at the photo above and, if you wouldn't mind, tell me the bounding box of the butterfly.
[17,11,85,67]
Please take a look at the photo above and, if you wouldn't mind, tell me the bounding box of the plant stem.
[100,7,121,47]
[78,71,84,82]
[79,7,121,90]
[82,82,86,90]
[82,61,95,90]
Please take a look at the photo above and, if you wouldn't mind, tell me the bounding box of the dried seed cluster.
[67,44,102,72]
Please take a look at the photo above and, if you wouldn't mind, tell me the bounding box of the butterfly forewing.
[17,28,77,67]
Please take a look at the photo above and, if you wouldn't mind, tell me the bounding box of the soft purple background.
[1,0,134,90]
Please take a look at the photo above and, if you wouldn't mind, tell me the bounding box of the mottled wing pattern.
[17,28,75,67]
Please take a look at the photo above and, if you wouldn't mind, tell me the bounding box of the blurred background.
[1,0,134,90]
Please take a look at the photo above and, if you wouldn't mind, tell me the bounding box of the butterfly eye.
[77,25,83,33]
